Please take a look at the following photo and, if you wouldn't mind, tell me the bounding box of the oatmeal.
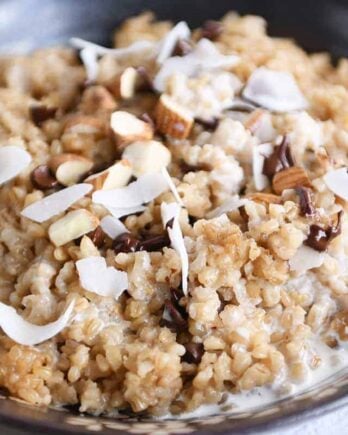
[0,11,347,417]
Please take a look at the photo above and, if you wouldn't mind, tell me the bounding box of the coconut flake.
[243,67,308,112]
[207,196,248,219]
[157,21,190,64]
[0,300,75,346]
[252,143,273,191]
[0,146,32,185]
[161,167,183,205]
[161,202,188,295]
[289,245,325,274]
[76,256,128,299]
[92,172,168,209]
[324,167,348,201]
[154,38,239,92]
[100,215,129,239]
[105,205,146,219]
[80,47,99,82]
[21,183,92,223]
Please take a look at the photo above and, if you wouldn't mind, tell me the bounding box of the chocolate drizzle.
[305,211,343,252]
[160,288,188,332]
[263,136,294,179]
[296,187,315,217]
[182,342,204,364]
[113,231,170,254]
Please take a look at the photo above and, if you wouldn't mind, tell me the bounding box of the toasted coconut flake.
[154,38,239,92]
[161,202,188,295]
[100,216,129,239]
[157,21,191,64]
[0,301,75,346]
[92,172,168,209]
[324,167,348,201]
[161,167,183,205]
[76,256,128,299]
[252,143,273,191]
[207,196,247,218]
[0,146,32,185]
[289,245,325,274]
[21,183,92,223]
[243,67,308,112]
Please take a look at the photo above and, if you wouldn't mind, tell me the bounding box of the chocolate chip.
[136,66,154,92]
[296,187,315,217]
[30,105,57,126]
[112,232,141,254]
[139,112,155,130]
[172,39,193,57]
[195,117,219,131]
[31,165,59,190]
[238,205,249,223]
[201,20,223,41]
[166,218,174,230]
[160,288,188,332]
[87,226,105,248]
[182,342,204,364]
[305,211,343,252]
[139,233,170,252]
[263,136,294,180]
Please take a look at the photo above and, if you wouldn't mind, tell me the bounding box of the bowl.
[0,0,347,433]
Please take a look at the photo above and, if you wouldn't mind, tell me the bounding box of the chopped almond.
[155,94,193,139]
[48,209,99,247]
[49,154,94,186]
[110,111,154,148]
[272,167,311,195]
[80,85,117,113]
[107,67,138,99]
[64,115,105,134]
[248,192,282,204]
[84,160,132,191]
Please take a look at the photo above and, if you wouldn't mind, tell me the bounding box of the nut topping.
[84,160,132,191]
[48,209,99,247]
[110,111,154,148]
[80,85,117,113]
[155,94,194,139]
[31,165,59,190]
[49,154,94,186]
[272,166,311,195]
[107,67,138,99]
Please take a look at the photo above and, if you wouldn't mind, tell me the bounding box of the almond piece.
[248,192,282,204]
[122,140,171,177]
[64,115,105,134]
[272,167,311,195]
[110,111,153,148]
[107,67,138,99]
[155,94,193,139]
[48,209,99,247]
[84,160,132,191]
[49,154,94,186]
[80,85,117,113]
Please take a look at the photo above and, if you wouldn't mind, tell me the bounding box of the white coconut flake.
[100,215,129,239]
[154,38,240,92]
[76,256,128,299]
[161,167,183,205]
[161,202,189,295]
[21,183,92,223]
[80,47,99,82]
[243,67,308,112]
[92,172,169,209]
[0,146,32,185]
[207,196,248,219]
[324,167,348,201]
[289,245,325,274]
[0,300,75,346]
[105,205,146,219]
[252,143,273,191]
[157,21,190,64]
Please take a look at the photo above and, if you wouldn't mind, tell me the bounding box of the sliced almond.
[122,140,171,177]
[64,115,105,134]
[84,160,132,191]
[155,94,193,139]
[272,167,311,195]
[107,67,138,99]
[49,154,94,186]
[48,209,99,247]
[248,192,282,204]
[110,111,153,148]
